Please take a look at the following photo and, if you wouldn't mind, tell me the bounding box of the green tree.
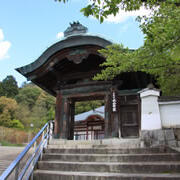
[56,0,179,22]
[1,76,19,98]
[0,96,20,128]
[27,94,55,131]
[15,84,55,129]
[75,100,104,115]
[56,0,180,95]
[94,3,180,95]
[15,104,31,129]
[0,82,4,97]
[9,119,24,129]
[15,84,41,110]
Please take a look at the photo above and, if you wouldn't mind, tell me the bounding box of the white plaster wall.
[141,96,162,130]
[159,101,180,128]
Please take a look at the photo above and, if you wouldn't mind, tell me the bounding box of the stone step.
[44,147,174,154]
[48,139,141,149]
[33,170,180,180]
[48,144,141,149]
[49,139,141,146]
[42,152,180,162]
[37,161,180,173]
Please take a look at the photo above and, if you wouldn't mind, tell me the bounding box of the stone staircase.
[33,139,180,180]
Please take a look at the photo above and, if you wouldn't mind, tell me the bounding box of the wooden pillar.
[112,112,119,137]
[117,95,121,138]
[60,97,70,139]
[69,101,75,140]
[54,91,62,138]
[104,94,111,138]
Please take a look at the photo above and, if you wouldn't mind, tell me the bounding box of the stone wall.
[141,129,180,147]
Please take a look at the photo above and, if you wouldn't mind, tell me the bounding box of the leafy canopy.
[55,0,180,23]
[94,3,180,95]
[15,84,42,110]
[75,100,104,115]
[0,96,24,129]
[56,0,180,95]
[1,76,18,98]
[15,83,55,130]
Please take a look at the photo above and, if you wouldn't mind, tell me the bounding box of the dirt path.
[0,146,24,176]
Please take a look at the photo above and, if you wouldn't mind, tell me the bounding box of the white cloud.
[0,29,11,60]
[56,32,64,39]
[120,23,131,33]
[105,6,152,23]
[0,29,4,41]
[88,0,152,23]
[72,0,81,2]
[0,41,11,60]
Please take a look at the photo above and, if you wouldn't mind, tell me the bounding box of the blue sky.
[0,0,149,87]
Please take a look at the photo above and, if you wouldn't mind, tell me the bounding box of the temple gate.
[17,22,151,140]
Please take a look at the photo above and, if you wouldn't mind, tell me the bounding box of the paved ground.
[0,146,24,176]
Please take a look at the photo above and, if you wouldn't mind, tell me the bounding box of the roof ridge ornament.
[64,21,88,37]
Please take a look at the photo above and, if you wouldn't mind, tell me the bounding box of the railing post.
[34,141,37,152]
[47,122,50,145]
[15,162,20,180]
[41,131,45,142]
[48,121,53,143]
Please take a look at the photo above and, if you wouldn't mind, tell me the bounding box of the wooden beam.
[61,84,112,96]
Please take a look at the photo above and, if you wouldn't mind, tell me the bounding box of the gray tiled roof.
[75,106,104,121]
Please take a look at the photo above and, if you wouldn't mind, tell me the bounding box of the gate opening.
[74,100,104,140]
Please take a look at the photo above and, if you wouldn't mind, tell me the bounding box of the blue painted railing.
[0,121,53,180]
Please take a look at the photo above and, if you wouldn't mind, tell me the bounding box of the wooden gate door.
[120,105,139,138]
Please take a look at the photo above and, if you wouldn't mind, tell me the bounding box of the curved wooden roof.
[16,34,112,76]
[16,31,112,96]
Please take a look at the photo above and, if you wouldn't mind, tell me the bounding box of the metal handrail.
[0,121,52,180]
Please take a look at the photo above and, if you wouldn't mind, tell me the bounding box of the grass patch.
[0,140,24,147]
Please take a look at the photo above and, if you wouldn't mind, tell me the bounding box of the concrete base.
[141,129,177,147]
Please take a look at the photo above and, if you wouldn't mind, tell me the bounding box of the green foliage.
[75,100,104,115]
[0,80,55,130]
[47,107,55,121]
[56,0,179,23]
[0,82,3,97]
[0,111,12,127]
[9,119,24,129]
[15,83,55,130]
[94,3,180,95]
[15,84,41,110]
[15,104,31,129]
[0,96,18,127]
[94,44,133,80]
[0,76,18,98]
[56,1,180,95]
